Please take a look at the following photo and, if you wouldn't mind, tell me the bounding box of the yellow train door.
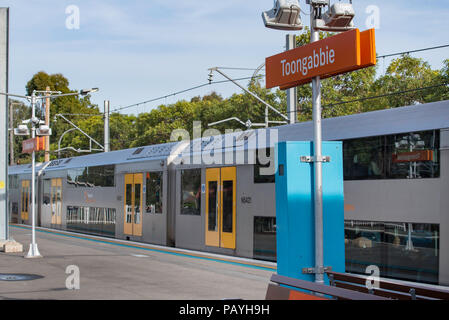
[21,180,30,221]
[205,167,236,249]
[124,173,143,237]
[205,168,220,247]
[220,167,236,249]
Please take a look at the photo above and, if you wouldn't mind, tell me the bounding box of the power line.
[214,67,264,71]
[377,44,449,59]
[294,82,449,113]
[111,75,264,113]
[110,43,448,114]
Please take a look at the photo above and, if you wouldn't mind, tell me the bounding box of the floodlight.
[262,0,303,31]
[313,1,356,32]
[37,125,52,136]
[415,141,425,148]
[80,88,99,95]
[323,2,355,28]
[14,124,30,136]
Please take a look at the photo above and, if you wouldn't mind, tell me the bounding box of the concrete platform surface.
[0,226,274,300]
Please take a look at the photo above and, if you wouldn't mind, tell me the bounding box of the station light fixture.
[262,0,304,31]
[36,125,52,136]
[80,88,99,95]
[312,1,356,32]
[14,124,30,136]
[264,1,356,33]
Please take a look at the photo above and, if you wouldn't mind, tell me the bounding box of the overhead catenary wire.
[377,44,449,59]
[294,82,449,113]
[103,44,449,115]
[111,75,264,113]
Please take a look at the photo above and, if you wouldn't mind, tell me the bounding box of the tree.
[370,55,440,109]
[15,72,101,162]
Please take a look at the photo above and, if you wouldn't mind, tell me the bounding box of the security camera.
[262,0,303,31]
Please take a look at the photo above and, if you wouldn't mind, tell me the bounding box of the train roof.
[8,99,449,175]
[278,99,449,141]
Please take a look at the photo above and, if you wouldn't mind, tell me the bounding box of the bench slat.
[334,281,423,300]
[327,271,449,300]
[270,274,390,301]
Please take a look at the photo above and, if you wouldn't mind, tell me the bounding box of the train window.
[208,181,218,231]
[222,180,234,233]
[181,169,201,216]
[88,165,115,187]
[67,165,115,187]
[345,220,439,285]
[343,130,440,180]
[254,148,275,184]
[146,172,163,214]
[67,206,116,237]
[43,179,51,205]
[253,217,277,262]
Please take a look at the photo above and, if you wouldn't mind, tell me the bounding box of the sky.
[1,0,449,115]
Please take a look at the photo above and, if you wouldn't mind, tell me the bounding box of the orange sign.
[265,29,376,90]
[392,150,434,163]
[22,137,45,154]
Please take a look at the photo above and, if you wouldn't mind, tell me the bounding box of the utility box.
[275,141,345,283]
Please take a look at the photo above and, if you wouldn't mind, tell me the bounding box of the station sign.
[265,28,376,90]
[22,137,45,154]
[392,150,434,163]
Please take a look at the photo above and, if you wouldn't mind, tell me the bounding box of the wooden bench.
[266,274,390,300]
[326,271,449,300]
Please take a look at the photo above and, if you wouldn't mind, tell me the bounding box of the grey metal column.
[286,34,297,124]
[104,100,110,152]
[0,8,9,241]
[310,4,324,284]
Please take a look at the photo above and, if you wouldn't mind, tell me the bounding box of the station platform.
[0,225,275,300]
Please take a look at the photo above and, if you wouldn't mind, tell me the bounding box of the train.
[7,99,449,286]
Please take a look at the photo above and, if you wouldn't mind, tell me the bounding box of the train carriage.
[7,99,449,286]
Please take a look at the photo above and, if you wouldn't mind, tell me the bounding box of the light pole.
[262,0,356,284]
[0,87,99,258]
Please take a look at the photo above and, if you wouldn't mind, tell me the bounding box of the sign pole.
[0,8,9,241]
[286,34,297,124]
[310,3,324,285]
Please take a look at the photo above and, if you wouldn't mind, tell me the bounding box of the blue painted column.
[275,141,345,283]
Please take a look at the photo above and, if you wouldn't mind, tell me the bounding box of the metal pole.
[310,3,324,284]
[0,7,9,241]
[45,86,50,162]
[286,34,297,124]
[26,91,41,258]
[9,101,13,165]
[104,100,110,152]
[265,105,269,128]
